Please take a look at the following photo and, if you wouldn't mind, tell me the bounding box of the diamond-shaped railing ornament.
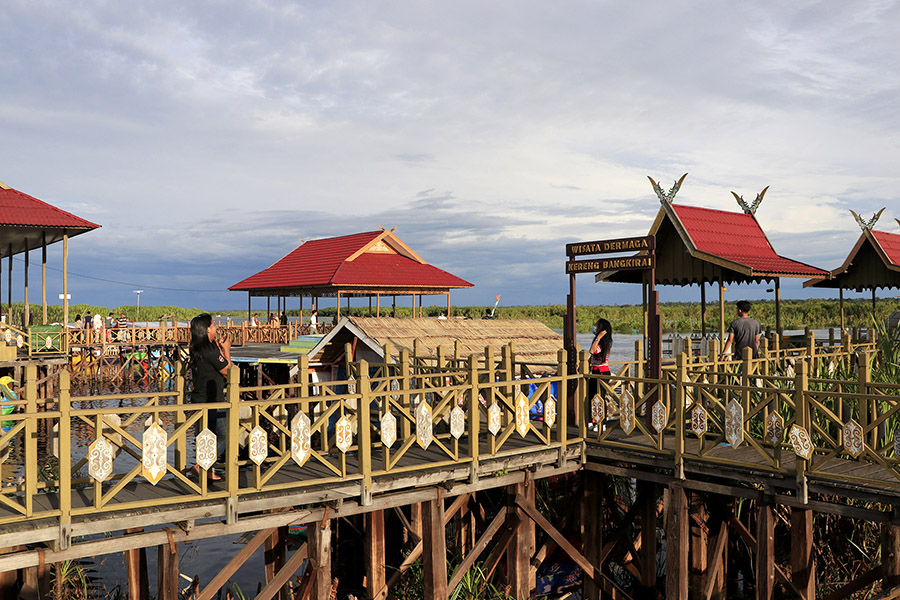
[450,406,465,439]
[416,401,433,449]
[347,374,356,395]
[89,436,115,482]
[249,425,268,465]
[336,415,353,453]
[544,395,557,429]
[725,399,744,448]
[591,394,604,424]
[291,413,312,466]
[142,423,168,485]
[515,392,530,437]
[488,402,502,436]
[789,425,813,460]
[195,428,218,470]
[15,335,23,348]
[651,401,666,433]
[843,419,864,459]
[620,392,635,435]
[390,378,400,401]
[691,405,708,437]
[765,413,785,445]
[381,411,397,448]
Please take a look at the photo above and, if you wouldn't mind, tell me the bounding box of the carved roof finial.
[648,173,688,205]
[731,186,768,215]
[850,208,885,231]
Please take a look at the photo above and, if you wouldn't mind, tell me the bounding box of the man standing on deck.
[720,300,761,359]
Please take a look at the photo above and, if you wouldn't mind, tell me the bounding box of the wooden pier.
[0,334,898,599]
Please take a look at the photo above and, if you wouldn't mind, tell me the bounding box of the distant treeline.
[3,299,896,334]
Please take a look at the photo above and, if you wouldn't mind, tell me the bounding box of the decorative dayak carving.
[850,207,885,231]
[731,186,768,215]
[648,173,688,205]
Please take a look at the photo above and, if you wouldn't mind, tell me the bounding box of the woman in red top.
[588,318,613,407]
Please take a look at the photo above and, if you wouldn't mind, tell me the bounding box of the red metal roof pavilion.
[0,179,100,326]
[597,175,827,338]
[229,229,473,320]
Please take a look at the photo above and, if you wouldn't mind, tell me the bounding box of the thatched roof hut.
[308,316,563,371]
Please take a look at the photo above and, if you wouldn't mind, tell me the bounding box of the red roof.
[871,229,900,267]
[672,204,825,277]
[0,185,100,229]
[230,230,473,292]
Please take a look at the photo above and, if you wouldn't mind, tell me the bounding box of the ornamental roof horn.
[850,207,885,231]
[648,173,688,205]
[731,186,768,215]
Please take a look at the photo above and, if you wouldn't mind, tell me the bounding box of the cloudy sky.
[1,1,899,312]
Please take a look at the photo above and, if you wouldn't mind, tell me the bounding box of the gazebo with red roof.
[0,179,100,326]
[804,213,900,329]
[229,229,473,321]
[598,175,827,340]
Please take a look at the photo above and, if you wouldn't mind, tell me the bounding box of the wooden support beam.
[507,481,535,599]
[638,481,657,593]
[255,545,310,600]
[0,546,21,600]
[822,565,885,600]
[309,518,332,600]
[665,484,689,600]
[756,500,774,600]
[157,535,179,600]
[422,496,448,599]
[365,510,386,600]
[791,507,815,600]
[449,506,508,591]
[728,514,804,597]
[690,491,709,574]
[702,521,727,600]
[264,526,288,600]
[19,554,48,600]
[125,527,149,600]
[197,528,279,600]
[582,470,604,600]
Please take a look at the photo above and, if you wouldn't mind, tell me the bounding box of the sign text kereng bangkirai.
[565,255,655,274]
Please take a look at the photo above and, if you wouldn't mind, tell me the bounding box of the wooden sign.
[565,255,655,274]
[566,235,655,257]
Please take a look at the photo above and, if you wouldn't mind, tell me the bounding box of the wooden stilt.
[309,518,332,600]
[157,537,179,600]
[409,502,423,543]
[582,471,604,600]
[507,480,535,599]
[756,499,775,600]
[422,496,448,599]
[638,481,657,593]
[365,510,386,600]
[665,484,689,600]
[791,507,814,600]
[0,546,19,600]
[125,528,150,600]
[264,526,288,600]
[885,513,900,591]
[19,557,48,600]
[690,491,708,575]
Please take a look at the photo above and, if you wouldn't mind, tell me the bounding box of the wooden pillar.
[264,526,288,600]
[365,510,386,600]
[507,481,535,599]
[157,540,179,600]
[665,484,689,600]
[392,295,396,317]
[873,287,878,315]
[20,560,49,600]
[446,291,450,318]
[775,278,782,337]
[7,244,11,326]
[309,518,332,600]
[706,500,728,600]
[125,528,150,600]
[690,491,708,575]
[756,498,775,600]
[337,291,341,321]
[791,507,815,600]
[409,503,423,543]
[582,471,604,600]
[41,233,47,325]
[63,232,69,325]
[638,481,657,593]
[376,293,380,317]
[883,510,900,590]
[718,281,726,344]
[839,287,845,331]
[422,496,448,599]
[23,239,29,326]
[700,283,707,336]
[248,293,252,321]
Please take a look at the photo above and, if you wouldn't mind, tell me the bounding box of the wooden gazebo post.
[337,291,341,321]
[63,232,69,326]
[700,283,707,336]
[7,243,12,325]
[775,278,783,337]
[23,238,29,327]
[718,281,726,344]
[41,232,47,325]
[839,287,845,331]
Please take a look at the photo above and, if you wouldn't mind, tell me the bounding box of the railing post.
[858,351,872,447]
[399,349,412,441]
[58,368,71,550]
[486,346,498,455]
[557,348,568,467]
[502,344,513,429]
[24,364,37,517]
[675,353,686,479]
[579,349,589,440]
[225,364,241,524]
[467,355,480,483]
[634,339,644,405]
[358,359,372,505]
[794,359,809,503]
[174,360,186,471]
[806,330,816,371]
[741,346,752,413]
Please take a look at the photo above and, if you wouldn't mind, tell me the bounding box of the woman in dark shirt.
[588,318,613,418]
[189,313,231,479]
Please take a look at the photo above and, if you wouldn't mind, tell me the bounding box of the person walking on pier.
[721,300,761,360]
[189,313,231,480]
[588,318,613,428]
